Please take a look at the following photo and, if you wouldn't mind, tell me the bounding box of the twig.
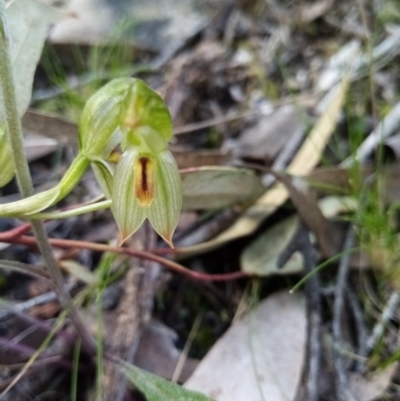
[0,284,73,321]
[278,223,321,401]
[0,300,78,348]
[0,222,31,241]
[366,292,400,355]
[0,336,42,359]
[31,65,153,103]
[172,93,316,135]
[172,313,202,383]
[174,208,240,248]
[5,234,248,282]
[0,259,51,282]
[0,336,74,372]
[332,228,359,401]
[262,127,305,187]
[342,102,400,166]
[0,356,74,393]
[357,0,378,128]
[346,286,369,373]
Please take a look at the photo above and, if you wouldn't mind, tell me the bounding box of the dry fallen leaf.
[236,105,302,162]
[134,320,198,383]
[349,363,397,401]
[171,146,231,169]
[182,167,264,210]
[184,291,306,401]
[22,109,78,148]
[24,134,59,162]
[176,77,350,257]
[241,196,357,276]
[49,0,211,63]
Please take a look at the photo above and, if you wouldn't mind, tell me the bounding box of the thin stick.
[0,259,51,282]
[0,285,73,320]
[172,314,202,383]
[6,234,248,282]
[366,292,400,355]
[278,224,321,401]
[346,287,369,373]
[332,228,358,401]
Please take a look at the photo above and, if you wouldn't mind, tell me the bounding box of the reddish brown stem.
[5,235,248,282]
[0,222,31,241]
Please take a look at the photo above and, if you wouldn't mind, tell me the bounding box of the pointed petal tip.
[159,233,174,249]
[118,233,130,247]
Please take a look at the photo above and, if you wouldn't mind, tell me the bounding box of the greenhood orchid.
[0,78,182,247]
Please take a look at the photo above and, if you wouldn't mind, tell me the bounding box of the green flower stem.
[0,153,90,217]
[58,152,91,199]
[31,199,112,220]
[0,3,95,353]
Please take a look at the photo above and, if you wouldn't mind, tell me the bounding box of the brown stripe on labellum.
[134,156,155,206]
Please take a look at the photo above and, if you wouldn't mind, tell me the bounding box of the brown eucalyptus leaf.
[176,78,349,257]
[171,146,231,169]
[272,172,338,257]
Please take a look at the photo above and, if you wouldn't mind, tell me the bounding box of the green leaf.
[121,363,216,401]
[0,152,90,218]
[182,167,264,210]
[0,0,62,121]
[57,153,91,199]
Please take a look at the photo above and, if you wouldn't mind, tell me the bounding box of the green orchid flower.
[0,78,182,247]
[110,81,181,247]
[112,145,182,248]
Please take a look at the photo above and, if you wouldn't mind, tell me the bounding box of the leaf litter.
[1,0,400,400]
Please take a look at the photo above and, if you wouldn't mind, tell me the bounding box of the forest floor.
[2,0,400,400]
